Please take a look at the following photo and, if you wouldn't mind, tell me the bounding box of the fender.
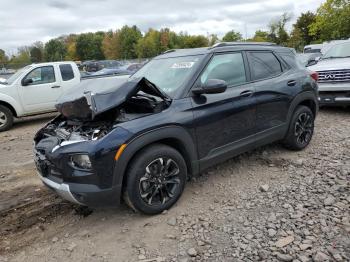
[113,125,199,189]
[285,91,318,131]
[0,93,23,116]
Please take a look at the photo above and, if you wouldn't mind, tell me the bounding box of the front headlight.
[70,154,92,170]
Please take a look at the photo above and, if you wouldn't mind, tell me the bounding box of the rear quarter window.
[277,51,300,69]
[247,52,282,81]
[59,64,75,81]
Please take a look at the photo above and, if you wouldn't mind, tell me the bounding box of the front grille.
[317,69,350,83]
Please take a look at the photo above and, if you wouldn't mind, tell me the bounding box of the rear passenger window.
[59,64,74,81]
[248,52,282,81]
[200,53,246,87]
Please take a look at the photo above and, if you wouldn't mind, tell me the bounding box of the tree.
[222,30,243,42]
[29,41,44,63]
[208,34,219,46]
[292,12,318,46]
[136,29,161,58]
[0,49,8,66]
[268,13,292,45]
[310,0,350,41]
[102,30,120,59]
[64,34,78,61]
[45,39,67,61]
[9,47,31,68]
[118,25,142,59]
[250,30,269,42]
[75,33,105,60]
[184,35,209,48]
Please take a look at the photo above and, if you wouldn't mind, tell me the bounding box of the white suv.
[308,41,350,106]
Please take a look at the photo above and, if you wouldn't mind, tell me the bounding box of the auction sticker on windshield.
[171,62,195,69]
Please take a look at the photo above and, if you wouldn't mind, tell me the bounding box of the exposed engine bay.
[35,77,171,144]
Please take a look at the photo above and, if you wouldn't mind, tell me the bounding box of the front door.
[190,52,257,168]
[20,65,62,113]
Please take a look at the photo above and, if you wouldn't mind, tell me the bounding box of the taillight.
[310,71,319,82]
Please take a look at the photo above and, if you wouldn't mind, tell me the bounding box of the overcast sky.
[1,0,325,55]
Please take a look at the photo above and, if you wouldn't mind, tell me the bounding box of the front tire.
[0,105,14,132]
[124,144,187,214]
[283,105,314,151]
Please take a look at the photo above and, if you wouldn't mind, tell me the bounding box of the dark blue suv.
[34,42,319,214]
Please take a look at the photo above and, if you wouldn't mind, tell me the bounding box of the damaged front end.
[33,77,172,206]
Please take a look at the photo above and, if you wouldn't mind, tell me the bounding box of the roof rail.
[209,42,277,49]
[162,49,176,54]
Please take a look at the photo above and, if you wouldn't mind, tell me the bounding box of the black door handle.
[240,90,253,97]
[51,85,61,88]
[287,80,296,86]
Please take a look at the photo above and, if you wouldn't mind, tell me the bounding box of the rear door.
[191,52,257,167]
[246,51,292,140]
[20,65,63,113]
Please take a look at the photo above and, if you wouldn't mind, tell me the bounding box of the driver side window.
[200,53,246,87]
[24,66,55,86]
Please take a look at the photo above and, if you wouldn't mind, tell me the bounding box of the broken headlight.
[70,154,92,170]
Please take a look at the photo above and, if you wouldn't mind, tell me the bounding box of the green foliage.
[0,49,8,65]
[310,0,350,41]
[293,12,317,45]
[136,29,161,58]
[45,39,67,61]
[4,0,349,65]
[249,30,269,42]
[268,13,292,46]
[9,47,31,68]
[222,30,243,42]
[118,25,142,59]
[29,41,44,63]
[76,33,105,60]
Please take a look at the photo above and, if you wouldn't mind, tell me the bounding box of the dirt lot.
[0,109,349,262]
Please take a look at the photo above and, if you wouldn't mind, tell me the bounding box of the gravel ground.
[0,108,349,262]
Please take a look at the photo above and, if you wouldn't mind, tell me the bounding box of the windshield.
[323,42,350,59]
[4,65,32,85]
[130,55,204,97]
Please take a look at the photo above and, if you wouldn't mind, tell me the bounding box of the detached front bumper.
[38,173,83,205]
[38,171,123,207]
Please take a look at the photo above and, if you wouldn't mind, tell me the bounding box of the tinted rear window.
[277,51,300,69]
[248,52,282,81]
[59,64,74,81]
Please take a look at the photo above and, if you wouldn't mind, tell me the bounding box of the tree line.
[0,0,349,68]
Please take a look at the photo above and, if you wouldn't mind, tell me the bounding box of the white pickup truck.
[0,62,81,131]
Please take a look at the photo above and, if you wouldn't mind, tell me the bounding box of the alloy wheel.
[139,157,181,206]
[0,111,7,128]
[294,112,313,146]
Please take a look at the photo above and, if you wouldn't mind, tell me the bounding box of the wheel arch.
[0,100,18,117]
[113,126,199,197]
[285,91,318,136]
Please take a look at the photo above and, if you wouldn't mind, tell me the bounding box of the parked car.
[0,62,80,131]
[297,53,322,67]
[126,63,144,74]
[34,42,319,214]
[304,44,323,54]
[308,41,350,106]
[90,67,131,76]
[82,60,122,72]
[0,61,127,131]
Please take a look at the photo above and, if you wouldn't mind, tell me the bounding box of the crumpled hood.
[55,76,170,120]
[308,58,350,72]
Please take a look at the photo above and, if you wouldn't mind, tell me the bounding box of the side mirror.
[22,78,33,86]
[306,59,317,67]
[192,79,227,95]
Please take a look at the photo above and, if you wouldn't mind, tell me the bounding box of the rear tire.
[282,105,314,151]
[0,105,14,132]
[124,144,187,215]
